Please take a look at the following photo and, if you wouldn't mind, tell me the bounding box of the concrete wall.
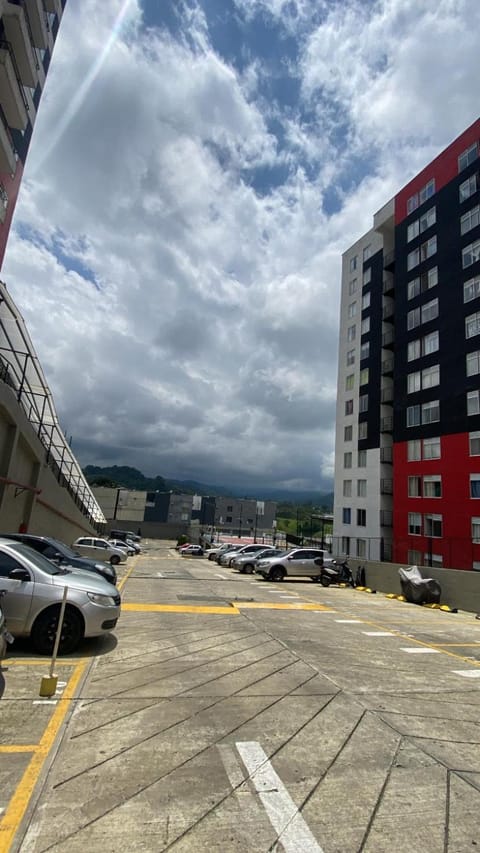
[0,382,98,542]
[347,556,480,614]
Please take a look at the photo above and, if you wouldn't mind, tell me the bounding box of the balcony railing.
[382,329,395,348]
[380,510,393,527]
[380,416,393,433]
[381,357,394,376]
[383,273,394,295]
[381,386,393,403]
[382,303,394,321]
[381,479,393,494]
[380,446,393,463]
[383,250,395,270]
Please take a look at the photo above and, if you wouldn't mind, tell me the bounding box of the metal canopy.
[0,281,106,526]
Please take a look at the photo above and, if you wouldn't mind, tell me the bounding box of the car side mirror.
[314,558,323,566]
[9,567,30,581]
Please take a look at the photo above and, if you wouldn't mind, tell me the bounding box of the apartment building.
[333,118,480,571]
[0,0,66,267]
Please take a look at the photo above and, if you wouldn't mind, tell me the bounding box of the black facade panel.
[394,157,480,443]
[358,248,383,450]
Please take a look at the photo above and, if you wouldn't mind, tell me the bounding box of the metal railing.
[0,40,29,113]
[0,282,106,527]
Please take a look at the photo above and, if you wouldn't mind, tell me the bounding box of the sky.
[2,0,480,494]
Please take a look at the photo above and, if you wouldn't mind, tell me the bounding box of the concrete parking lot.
[2,541,480,852]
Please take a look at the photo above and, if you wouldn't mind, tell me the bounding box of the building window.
[407,220,419,242]
[407,206,436,242]
[421,298,439,323]
[358,449,367,467]
[423,436,441,459]
[421,236,437,262]
[344,452,352,468]
[408,549,422,565]
[423,330,439,355]
[460,173,477,202]
[407,194,419,215]
[345,374,354,391]
[227,505,233,512]
[470,475,480,498]
[422,364,440,388]
[346,348,355,366]
[350,256,357,272]
[347,324,356,341]
[470,431,480,455]
[464,276,480,303]
[343,480,352,497]
[407,247,420,271]
[356,539,367,558]
[424,514,442,537]
[348,301,357,318]
[407,405,421,427]
[358,422,367,440]
[226,515,232,523]
[349,278,357,295]
[363,245,371,261]
[362,267,371,286]
[361,317,370,335]
[461,205,480,235]
[422,400,440,424]
[420,178,435,204]
[408,439,421,461]
[359,394,368,412]
[360,342,369,360]
[342,507,351,524]
[408,476,422,497]
[466,311,480,339]
[341,536,350,553]
[362,291,371,309]
[467,351,480,376]
[345,399,353,415]
[407,307,420,330]
[359,368,369,385]
[408,371,421,393]
[424,475,442,497]
[357,508,366,526]
[458,142,478,173]
[344,425,353,441]
[408,339,421,362]
[357,479,367,497]
[408,266,439,299]
[472,517,480,542]
[424,553,443,568]
[462,239,480,269]
[408,512,422,535]
[467,390,480,415]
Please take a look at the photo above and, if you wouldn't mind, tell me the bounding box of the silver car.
[255,548,326,582]
[0,539,121,654]
[0,590,8,660]
[72,537,127,565]
[231,547,283,574]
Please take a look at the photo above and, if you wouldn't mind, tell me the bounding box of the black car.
[0,534,117,585]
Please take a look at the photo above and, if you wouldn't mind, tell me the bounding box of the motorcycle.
[319,558,355,588]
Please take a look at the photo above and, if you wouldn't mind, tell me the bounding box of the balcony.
[380,416,393,433]
[0,107,16,174]
[380,478,393,495]
[383,272,394,295]
[24,0,48,49]
[0,182,8,223]
[380,509,393,527]
[381,357,394,376]
[0,42,28,129]
[44,0,62,15]
[383,250,395,271]
[4,2,38,87]
[382,328,395,349]
[382,302,394,321]
[380,446,393,463]
[381,386,393,403]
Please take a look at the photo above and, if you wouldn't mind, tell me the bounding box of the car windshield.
[7,543,70,575]
[48,539,77,558]
[261,550,289,559]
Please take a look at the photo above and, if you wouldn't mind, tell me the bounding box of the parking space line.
[122,603,240,615]
[0,746,37,754]
[400,647,441,654]
[452,670,480,678]
[0,657,88,853]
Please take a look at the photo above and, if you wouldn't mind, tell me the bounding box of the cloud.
[2,0,479,494]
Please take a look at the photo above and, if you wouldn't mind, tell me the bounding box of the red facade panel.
[0,163,23,269]
[395,117,480,225]
[393,433,480,570]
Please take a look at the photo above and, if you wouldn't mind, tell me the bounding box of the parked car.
[231,547,284,574]
[255,548,326,582]
[218,543,272,567]
[109,539,136,557]
[0,590,9,660]
[0,539,121,654]
[110,529,141,543]
[179,544,204,557]
[0,534,117,585]
[72,537,127,565]
[206,543,235,561]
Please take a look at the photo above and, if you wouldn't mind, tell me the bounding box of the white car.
[109,538,136,556]
[255,548,326,582]
[72,537,127,566]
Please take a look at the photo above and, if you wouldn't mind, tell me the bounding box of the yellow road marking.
[0,746,37,754]
[122,603,240,615]
[117,555,140,592]
[0,657,88,853]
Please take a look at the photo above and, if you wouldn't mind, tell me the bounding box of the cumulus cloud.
[2,0,479,493]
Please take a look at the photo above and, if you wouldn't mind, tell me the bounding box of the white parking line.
[452,669,480,677]
[236,741,324,853]
[400,647,440,654]
[215,573,227,579]
[336,619,363,623]
[157,572,163,578]
[362,631,395,637]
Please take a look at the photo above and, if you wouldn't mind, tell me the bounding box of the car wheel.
[110,555,120,565]
[270,566,285,582]
[310,576,320,582]
[243,563,254,574]
[208,553,215,561]
[320,575,331,587]
[31,605,84,655]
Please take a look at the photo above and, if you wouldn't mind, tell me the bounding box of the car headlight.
[87,592,117,606]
